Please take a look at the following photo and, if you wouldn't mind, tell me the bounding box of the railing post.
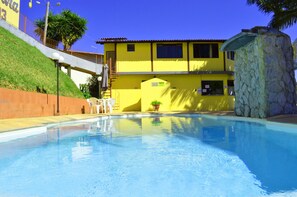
[24,16,27,33]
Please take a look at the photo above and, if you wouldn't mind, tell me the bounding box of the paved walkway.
[0,114,101,133]
[0,112,297,133]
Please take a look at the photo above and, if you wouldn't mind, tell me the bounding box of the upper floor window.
[201,80,224,95]
[227,51,235,60]
[127,44,135,52]
[193,44,219,58]
[157,44,183,58]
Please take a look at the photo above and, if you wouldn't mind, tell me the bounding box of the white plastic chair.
[86,98,93,114]
[97,99,106,114]
[106,98,115,113]
[87,97,104,114]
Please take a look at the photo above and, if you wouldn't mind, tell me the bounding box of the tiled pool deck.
[0,111,297,133]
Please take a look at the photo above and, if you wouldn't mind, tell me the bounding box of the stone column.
[222,27,296,118]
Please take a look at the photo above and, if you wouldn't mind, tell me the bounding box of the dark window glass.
[127,44,135,52]
[211,44,219,58]
[194,44,210,58]
[227,80,235,96]
[157,44,183,58]
[227,51,235,60]
[201,80,224,95]
[193,44,219,58]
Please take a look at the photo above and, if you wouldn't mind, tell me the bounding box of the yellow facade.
[99,39,235,112]
[111,74,234,112]
[0,0,20,28]
[117,43,151,72]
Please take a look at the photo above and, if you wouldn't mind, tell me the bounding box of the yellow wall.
[112,89,141,112]
[116,43,151,72]
[141,78,171,112]
[0,0,20,28]
[104,43,115,53]
[111,74,234,112]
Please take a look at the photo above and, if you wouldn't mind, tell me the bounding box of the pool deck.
[0,111,297,133]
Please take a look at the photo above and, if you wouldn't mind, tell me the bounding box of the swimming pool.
[0,114,297,197]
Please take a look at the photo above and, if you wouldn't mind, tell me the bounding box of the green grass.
[0,27,84,98]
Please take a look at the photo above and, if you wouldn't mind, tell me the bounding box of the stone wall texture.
[0,88,90,119]
[234,31,296,118]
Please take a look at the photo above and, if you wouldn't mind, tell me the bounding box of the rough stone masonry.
[222,27,296,118]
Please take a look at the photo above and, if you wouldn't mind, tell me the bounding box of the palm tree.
[57,10,87,51]
[35,12,61,48]
[247,0,297,29]
[35,10,87,51]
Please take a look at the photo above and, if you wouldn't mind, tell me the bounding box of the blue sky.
[20,0,297,54]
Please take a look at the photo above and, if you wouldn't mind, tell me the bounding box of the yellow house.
[97,38,235,112]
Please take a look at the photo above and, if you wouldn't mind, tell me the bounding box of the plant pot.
[153,104,160,111]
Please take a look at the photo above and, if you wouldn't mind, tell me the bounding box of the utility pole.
[43,1,50,45]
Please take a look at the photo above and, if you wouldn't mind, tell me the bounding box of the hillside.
[0,27,84,98]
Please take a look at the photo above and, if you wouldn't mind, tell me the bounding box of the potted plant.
[151,100,162,111]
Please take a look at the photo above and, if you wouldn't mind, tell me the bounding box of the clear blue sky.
[20,0,297,54]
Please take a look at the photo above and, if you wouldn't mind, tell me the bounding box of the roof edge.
[97,38,227,44]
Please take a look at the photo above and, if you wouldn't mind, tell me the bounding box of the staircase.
[101,59,120,111]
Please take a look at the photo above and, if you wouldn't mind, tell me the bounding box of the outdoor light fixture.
[52,52,60,61]
[52,52,64,115]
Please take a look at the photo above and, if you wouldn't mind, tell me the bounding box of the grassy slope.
[0,27,84,98]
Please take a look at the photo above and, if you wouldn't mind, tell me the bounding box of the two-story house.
[97,38,235,112]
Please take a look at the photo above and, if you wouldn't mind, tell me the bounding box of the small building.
[97,38,235,112]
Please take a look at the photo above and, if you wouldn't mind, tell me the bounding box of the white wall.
[61,68,92,88]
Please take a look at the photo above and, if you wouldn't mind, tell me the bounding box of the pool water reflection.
[0,115,297,196]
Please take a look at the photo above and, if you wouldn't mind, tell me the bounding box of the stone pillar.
[222,27,296,118]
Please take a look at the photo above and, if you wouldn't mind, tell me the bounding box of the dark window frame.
[193,44,219,58]
[201,80,224,96]
[127,44,135,52]
[157,44,183,58]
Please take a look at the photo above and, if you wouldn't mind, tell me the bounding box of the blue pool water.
[0,115,297,197]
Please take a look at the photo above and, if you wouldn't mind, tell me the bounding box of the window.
[201,81,224,95]
[227,51,235,60]
[193,44,219,58]
[157,44,183,58]
[228,80,234,96]
[127,44,135,52]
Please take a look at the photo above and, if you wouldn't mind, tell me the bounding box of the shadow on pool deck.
[0,111,297,133]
